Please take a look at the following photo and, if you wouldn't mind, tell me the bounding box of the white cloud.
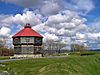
[76,32,85,40]
[89,18,100,33]
[13,11,42,26]
[0,11,42,28]
[0,15,13,27]
[64,0,95,15]
[46,14,69,25]
[86,33,100,41]
[71,18,87,25]
[45,10,88,36]
[0,0,97,49]
[60,37,71,44]
[0,27,11,37]
[32,10,89,45]
[75,0,95,14]
[41,1,61,15]
[43,32,59,41]
[0,9,97,49]
[33,23,46,32]
[1,0,95,15]
[57,28,66,36]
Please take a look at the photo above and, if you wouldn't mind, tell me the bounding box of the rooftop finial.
[24,23,31,28]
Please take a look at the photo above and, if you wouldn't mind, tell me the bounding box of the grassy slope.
[0,54,100,75]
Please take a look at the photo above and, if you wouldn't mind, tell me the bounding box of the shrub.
[69,51,98,56]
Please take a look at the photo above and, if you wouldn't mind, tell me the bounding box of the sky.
[0,0,100,49]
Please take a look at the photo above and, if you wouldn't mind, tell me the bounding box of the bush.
[80,52,95,56]
[69,51,98,56]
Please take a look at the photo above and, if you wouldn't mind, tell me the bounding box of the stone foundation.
[13,54,42,58]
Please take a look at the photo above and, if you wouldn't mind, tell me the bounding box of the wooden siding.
[21,37,34,44]
[14,45,43,54]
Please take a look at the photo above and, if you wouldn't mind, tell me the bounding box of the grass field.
[0,54,100,75]
[0,56,10,60]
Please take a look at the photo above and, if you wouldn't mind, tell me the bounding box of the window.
[13,38,20,44]
[35,38,42,45]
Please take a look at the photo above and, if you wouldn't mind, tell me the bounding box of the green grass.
[0,54,100,75]
[0,56,10,60]
[69,51,100,56]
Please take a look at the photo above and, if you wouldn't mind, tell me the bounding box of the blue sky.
[0,0,100,18]
[0,0,100,49]
[0,1,24,15]
[85,0,100,23]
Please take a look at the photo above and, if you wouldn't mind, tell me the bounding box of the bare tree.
[57,42,66,53]
[0,39,4,47]
[0,39,14,56]
[44,39,66,54]
[43,39,54,54]
[0,37,7,48]
[71,44,87,52]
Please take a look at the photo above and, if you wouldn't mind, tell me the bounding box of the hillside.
[0,54,100,75]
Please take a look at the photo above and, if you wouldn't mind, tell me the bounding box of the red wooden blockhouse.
[12,23,43,54]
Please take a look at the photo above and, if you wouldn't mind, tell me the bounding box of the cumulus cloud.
[0,11,42,27]
[33,23,46,33]
[1,0,95,15]
[0,0,97,49]
[0,11,96,49]
[41,1,61,15]
[0,15,13,27]
[86,33,100,41]
[74,0,95,14]
[43,32,59,41]
[63,0,95,15]
[0,27,11,37]
[45,10,87,36]
[13,11,42,26]
[89,19,100,33]
[76,32,85,40]
[32,10,88,45]
[84,18,100,48]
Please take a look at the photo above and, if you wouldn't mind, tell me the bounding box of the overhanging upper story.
[12,23,43,45]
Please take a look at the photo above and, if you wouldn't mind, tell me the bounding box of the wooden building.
[12,23,43,54]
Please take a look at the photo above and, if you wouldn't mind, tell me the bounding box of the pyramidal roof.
[12,23,43,38]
